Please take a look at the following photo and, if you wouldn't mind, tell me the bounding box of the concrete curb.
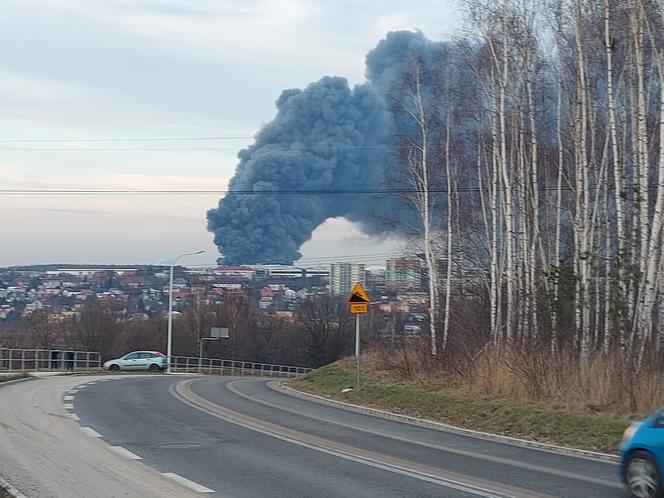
[0,371,95,386]
[277,383,620,464]
[0,376,34,389]
[0,476,27,498]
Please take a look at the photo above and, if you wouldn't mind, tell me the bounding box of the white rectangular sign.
[210,327,229,338]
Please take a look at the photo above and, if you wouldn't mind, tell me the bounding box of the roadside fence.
[170,355,313,378]
[0,348,102,372]
[0,349,312,378]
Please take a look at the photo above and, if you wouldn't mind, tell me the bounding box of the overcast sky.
[0,0,461,267]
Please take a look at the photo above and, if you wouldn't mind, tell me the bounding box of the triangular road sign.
[347,282,370,304]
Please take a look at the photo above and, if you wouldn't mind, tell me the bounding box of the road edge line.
[171,380,513,498]
[162,473,214,494]
[226,380,619,489]
[276,382,619,464]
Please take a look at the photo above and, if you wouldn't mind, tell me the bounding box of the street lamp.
[167,250,204,373]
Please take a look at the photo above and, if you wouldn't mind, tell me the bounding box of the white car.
[103,351,167,372]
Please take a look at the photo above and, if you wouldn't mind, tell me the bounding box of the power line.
[0,136,254,143]
[273,252,404,264]
[0,136,439,152]
[0,186,573,196]
[0,145,413,151]
[189,252,403,264]
[0,132,415,144]
[186,253,406,267]
[262,253,407,265]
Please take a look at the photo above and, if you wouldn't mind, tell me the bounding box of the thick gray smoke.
[207,31,441,264]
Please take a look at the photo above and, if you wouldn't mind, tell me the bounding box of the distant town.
[0,258,439,338]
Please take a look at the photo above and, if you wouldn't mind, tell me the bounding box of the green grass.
[290,361,630,454]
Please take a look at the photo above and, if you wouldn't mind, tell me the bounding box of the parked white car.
[103,351,167,372]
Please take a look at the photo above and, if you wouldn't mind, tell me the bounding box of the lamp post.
[167,250,204,373]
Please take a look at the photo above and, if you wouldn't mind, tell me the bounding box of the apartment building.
[329,263,366,296]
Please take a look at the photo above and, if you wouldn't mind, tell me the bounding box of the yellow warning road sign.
[347,282,370,303]
[350,303,368,314]
[347,282,370,315]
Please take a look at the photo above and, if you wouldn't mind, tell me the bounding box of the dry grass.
[292,356,631,453]
[291,345,664,452]
[372,345,664,417]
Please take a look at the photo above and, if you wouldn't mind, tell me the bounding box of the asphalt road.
[0,375,200,498]
[0,375,628,497]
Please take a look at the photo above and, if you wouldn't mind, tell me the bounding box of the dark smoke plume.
[207,31,441,264]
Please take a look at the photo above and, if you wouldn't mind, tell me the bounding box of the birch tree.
[403,65,441,356]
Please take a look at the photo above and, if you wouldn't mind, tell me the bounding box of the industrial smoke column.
[347,282,371,389]
[167,250,204,374]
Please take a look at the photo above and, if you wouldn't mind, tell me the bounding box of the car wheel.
[109,364,120,372]
[148,364,161,373]
[626,450,663,498]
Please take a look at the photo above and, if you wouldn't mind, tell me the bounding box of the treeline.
[0,295,358,368]
[389,0,664,369]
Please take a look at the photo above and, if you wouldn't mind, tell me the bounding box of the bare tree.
[402,64,441,355]
[75,301,119,359]
[297,296,353,366]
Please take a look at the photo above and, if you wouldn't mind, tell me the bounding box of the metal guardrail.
[170,355,313,378]
[0,349,310,378]
[0,348,102,371]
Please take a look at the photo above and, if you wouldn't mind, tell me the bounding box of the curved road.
[0,375,627,497]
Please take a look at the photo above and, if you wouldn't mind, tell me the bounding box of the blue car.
[620,409,664,497]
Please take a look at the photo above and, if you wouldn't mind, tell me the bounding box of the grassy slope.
[289,360,630,454]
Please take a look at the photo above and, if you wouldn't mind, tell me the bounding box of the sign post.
[347,282,370,389]
[355,313,360,388]
[198,327,229,373]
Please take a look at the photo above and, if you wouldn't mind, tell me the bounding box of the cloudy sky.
[1,0,460,267]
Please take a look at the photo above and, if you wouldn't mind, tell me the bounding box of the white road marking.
[63,403,74,410]
[63,395,75,401]
[277,383,618,463]
[81,427,103,438]
[162,473,215,494]
[70,413,80,421]
[110,446,142,460]
[172,384,506,498]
